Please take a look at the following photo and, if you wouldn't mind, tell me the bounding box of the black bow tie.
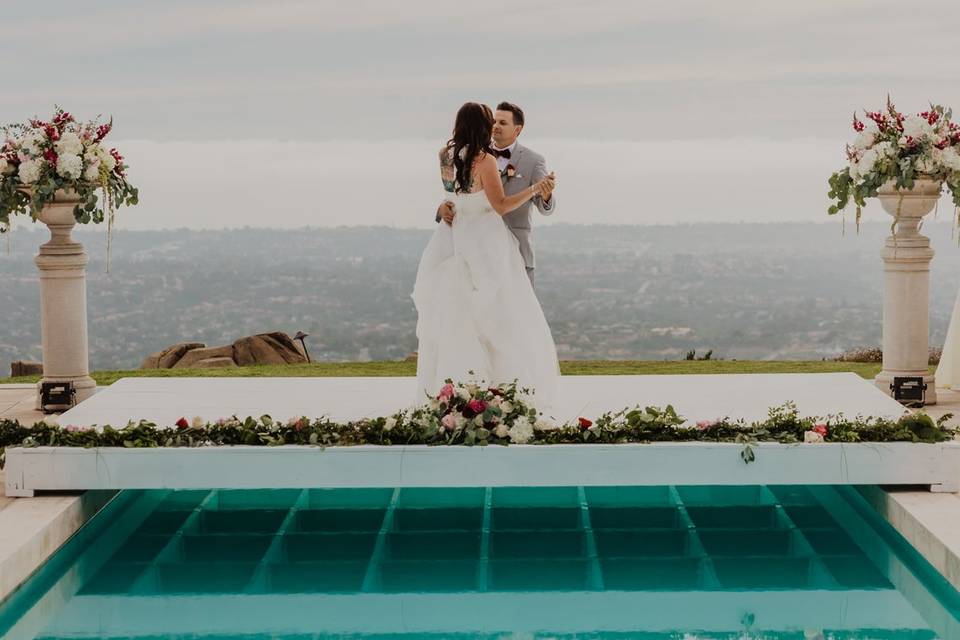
[491,147,512,159]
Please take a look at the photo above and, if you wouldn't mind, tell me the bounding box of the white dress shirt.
[492,141,517,173]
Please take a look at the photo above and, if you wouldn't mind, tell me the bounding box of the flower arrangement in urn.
[0,107,138,233]
[827,97,960,225]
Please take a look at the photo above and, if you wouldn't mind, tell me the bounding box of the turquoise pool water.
[1,485,959,639]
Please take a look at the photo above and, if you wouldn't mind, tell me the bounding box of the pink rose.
[467,399,487,416]
[812,424,828,437]
[437,383,454,402]
[441,413,458,432]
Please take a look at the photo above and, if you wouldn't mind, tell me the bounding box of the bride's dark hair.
[447,102,493,193]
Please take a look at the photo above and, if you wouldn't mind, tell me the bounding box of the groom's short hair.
[496,102,525,127]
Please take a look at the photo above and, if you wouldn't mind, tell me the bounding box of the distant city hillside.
[3,222,960,374]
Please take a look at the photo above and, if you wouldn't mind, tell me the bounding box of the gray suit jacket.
[437,143,556,271]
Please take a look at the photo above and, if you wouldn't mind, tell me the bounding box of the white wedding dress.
[936,287,960,388]
[412,189,560,412]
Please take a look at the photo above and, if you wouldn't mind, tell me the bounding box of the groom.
[437,102,556,285]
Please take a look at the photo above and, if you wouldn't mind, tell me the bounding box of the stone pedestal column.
[874,178,941,404]
[33,191,96,409]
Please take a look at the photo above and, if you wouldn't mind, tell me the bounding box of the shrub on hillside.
[834,346,941,365]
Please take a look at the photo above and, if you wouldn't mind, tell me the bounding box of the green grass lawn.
[0,360,910,386]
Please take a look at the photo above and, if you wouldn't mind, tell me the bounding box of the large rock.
[140,352,163,369]
[148,342,206,369]
[191,356,237,369]
[233,332,307,366]
[174,345,235,369]
[142,333,308,370]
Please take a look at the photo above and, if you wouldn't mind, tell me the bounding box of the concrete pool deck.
[0,378,959,603]
[0,384,115,603]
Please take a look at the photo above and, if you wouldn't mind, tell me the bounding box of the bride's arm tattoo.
[439,148,455,192]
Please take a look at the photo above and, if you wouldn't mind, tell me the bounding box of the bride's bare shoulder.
[473,151,495,166]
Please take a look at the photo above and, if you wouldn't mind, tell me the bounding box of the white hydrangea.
[54,132,83,156]
[859,147,880,172]
[508,416,535,444]
[99,147,116,172]
[83,162,101,182]
[18,158,42,184]
[20,130,46,156]
[86,145,115,172]
[942,147,960,172]
[56,153,83,180]
[874,141,895,157]
[902,114,934,141]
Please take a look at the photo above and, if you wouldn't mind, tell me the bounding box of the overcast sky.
[4,0,960,229]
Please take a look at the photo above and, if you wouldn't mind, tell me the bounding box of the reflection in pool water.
[1,485,959,639]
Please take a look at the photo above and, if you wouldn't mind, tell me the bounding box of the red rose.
[466,399,487,415]
[175,417,189,429]
[812,424,828,437]
[578,417,593,429]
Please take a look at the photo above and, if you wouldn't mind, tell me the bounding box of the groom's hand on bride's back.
[437,201,456,225]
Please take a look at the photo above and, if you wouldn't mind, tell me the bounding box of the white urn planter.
[874,177,941,404]
[32,190,97,409]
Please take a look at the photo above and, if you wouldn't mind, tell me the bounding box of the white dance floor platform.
[6,373,959,496]
[55,372,907,427]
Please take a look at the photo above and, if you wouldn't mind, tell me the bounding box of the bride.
[412,102,560,412]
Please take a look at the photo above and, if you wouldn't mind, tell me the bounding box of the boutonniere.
[501,164,521,180]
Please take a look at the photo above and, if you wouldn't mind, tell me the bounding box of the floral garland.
[0,107,139,269]
[0,380,955,469]
[827,97,960,229]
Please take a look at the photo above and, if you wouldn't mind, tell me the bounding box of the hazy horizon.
[3,136,952,230]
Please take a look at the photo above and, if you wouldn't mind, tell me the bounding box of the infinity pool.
[1,485,958,639]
